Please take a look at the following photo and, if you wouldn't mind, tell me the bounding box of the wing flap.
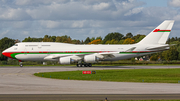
[44,51,120,61]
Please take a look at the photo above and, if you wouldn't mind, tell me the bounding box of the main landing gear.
[76,63,92,67]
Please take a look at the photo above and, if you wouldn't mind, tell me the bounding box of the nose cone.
[2,50,6,56]
[2,50,12,58]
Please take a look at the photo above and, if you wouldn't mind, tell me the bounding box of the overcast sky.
[0,0,180,41]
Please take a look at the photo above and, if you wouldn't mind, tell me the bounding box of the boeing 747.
[2,20,174,67]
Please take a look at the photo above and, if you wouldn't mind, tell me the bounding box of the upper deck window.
[42,45,51,46]
[29,45,38,46]
[14,44,18,46]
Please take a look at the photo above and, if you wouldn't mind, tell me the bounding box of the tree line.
[0,32,180,61]
[22,32,145,44]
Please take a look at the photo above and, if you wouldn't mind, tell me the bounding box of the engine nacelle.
[59,57,75,64]
[84,55,100,63]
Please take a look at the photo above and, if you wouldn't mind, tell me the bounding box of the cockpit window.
[14,44,18,46]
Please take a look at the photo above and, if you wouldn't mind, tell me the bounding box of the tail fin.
[138,20,174,44]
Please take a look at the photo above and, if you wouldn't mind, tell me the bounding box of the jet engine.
[84,54,100,63]
[59,57,75,64]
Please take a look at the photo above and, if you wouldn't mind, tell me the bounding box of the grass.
[0,64,75,66]
[19,100,180,101]
[24,100,180,101]
[34,68,180,83]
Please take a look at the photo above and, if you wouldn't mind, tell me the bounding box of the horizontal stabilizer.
[145,44,175,50]
[125,47,136,52]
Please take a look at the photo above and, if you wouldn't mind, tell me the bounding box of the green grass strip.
[34,68,180,83]
[25,100,180,101]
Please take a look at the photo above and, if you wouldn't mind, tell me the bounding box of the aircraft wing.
[44,47,137,61]
[125,47,136,52]
[97,52,118,59]
[44,52,119,61]
[44,54,83,61]
[86,47,136,60]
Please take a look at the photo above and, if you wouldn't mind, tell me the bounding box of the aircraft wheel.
[84,64,88,67]
[19,61,23,67]
[77,64,82,67]
[20,64,23,67]
[88,63,92,67]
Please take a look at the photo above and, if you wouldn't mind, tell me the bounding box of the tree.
[0,37,15,61]
[150,54,159,61]
[166,38,171,44]
[136,35,145,43]
[105,39,118,44]
[177,46,180,60]
[132,34,145,43]
[71,39,81,44]
[55,36,62,42]
[162,46,178,61]
[89,39,102,44]
[44,35,49,39]
[123,38,135,44]
[166,41,180,60]
[132,34,146,43]
[50,36,56,42]
[55,35,72,43]
[170,46,179,60]
[125,33,133,38]
[22,37,43,42]
[84,37,91,44]
[42,35,54,42]
[90,37,95,42]
[43,38,53,42]
[118,40,125,44]
[96,36,102,40]
[170,37,175,42]
[102,32,124,44]
[22,36,32,42]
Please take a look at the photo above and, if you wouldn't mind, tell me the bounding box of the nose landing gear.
[20,64,23,67]
[19,60,23,67]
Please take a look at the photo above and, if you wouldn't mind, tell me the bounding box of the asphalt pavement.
[0,66,180,100]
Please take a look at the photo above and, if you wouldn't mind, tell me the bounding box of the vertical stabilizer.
[138,20,174,44]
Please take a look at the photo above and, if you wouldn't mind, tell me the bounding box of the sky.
[0,0,180,41]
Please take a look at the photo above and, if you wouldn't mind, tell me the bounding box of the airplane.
[2,20,174,67]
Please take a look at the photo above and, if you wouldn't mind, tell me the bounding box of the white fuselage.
[2,42,165,62]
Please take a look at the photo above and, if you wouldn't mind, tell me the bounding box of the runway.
[1,94,180,100]
[0,66,180,100]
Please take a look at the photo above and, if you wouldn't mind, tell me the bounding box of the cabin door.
[24,49,27,55]
[47,49,50,56]
[38,43,42,49]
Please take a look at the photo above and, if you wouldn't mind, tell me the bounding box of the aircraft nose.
[2,51,7,56]
[2,50,11,58]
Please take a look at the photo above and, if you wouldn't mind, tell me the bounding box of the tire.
[20,64,23,67]
[88,63,92,67]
